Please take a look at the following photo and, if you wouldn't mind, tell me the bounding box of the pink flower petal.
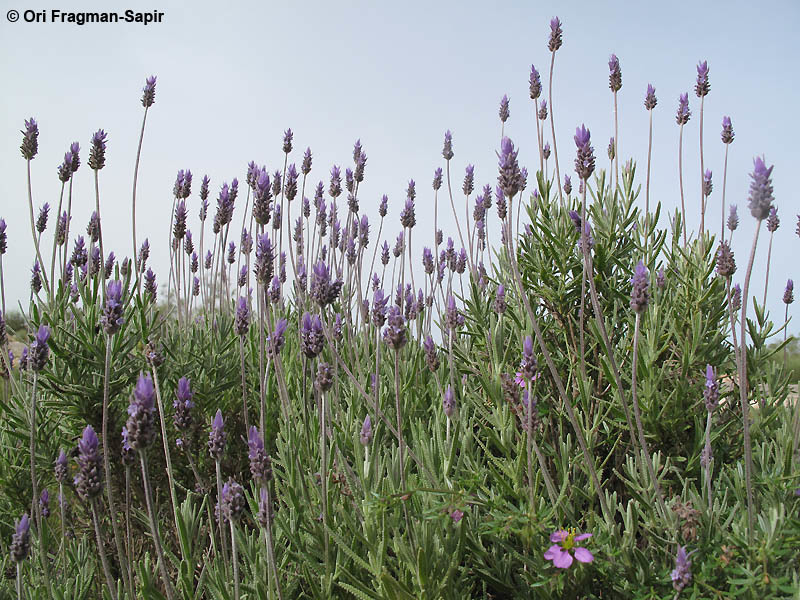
[574,532,592,541]
[550,530,568,543]
[573,547,594,563]
[543,545,561,560]
[552,548,573,568]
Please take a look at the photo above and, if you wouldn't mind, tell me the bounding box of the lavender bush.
[1,19,799,600]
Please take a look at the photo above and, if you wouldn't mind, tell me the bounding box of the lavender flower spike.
[75,425,102,500]
[101,280,125,335]
[141,75,157,108]
[443,386,456,419]
[88,129,108,170]
[728,205,739,232]
[671,546,693,592]
[721,116,734,144]
[29,325,50,372]
[748,156,774,220]
[125,374,156,450]
[574,125,595,181]
[360,415,373,446]
[21,118,39,160]
[703,365,719,412]
[248,426,271,482]
[630,261,650,313]
[676,93,691,125]
[608,54,622,92]
[499,95,510,123]
[644,84,657,110]
[784,279,794,305]
[548,17,563,52]
[695,61,710,97]
[9,514,30,562]
[208,409,226,460]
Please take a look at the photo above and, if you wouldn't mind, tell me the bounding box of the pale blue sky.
[1,0,798,329]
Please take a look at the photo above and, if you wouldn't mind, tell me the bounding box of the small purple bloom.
[695,61,710,97]
[748,156,774,220]
[141,75,157,107]
[544,530,594,569]
[630,261,650,313]
[608,54,622,92]
[442,130,454,160]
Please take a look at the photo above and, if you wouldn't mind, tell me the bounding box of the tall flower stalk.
[720,117,735,242]
[547,18,565,205]
[644,84,657,255]
[676,94,691,245]
[696,61,710,235]
[738,156,775,543]
[132,76,156,281]
[100,284,133,596]
[21,119,52,302]
[127,374,175,600]
[608,54,622,191]
[762,207,779,308]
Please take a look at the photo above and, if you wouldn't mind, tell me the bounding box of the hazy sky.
[1,0,799,331]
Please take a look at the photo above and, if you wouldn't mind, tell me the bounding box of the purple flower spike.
[671,546,693,591]
[784,279,794,305]
[300,313,324,358]
[442,130,454,160]
[574,125,595,181]
[382,306,407,350]
[721,116,734,144]
[10,513,31,562]
[235,296,250,336]
[221,478,245,521]
[283,128,293,154]
[302,147,313,175]
[630,261,650,313]
[748,156,774,220]
[126,374,156,450]
[703,365,719,412]
[519,335,538,380]
[548,17,563,52]
[544,529,594,569]
[75,425,102,500]
[766,206,779,233]
[102,280,125,335]
[731,284,742,312]
[644,84,657,110]
[141,75,157,107]
[40,489,51,519]
[716,240,736,278]
[443,386,456,419]
[21,118,39,160]
[538,100,548,121]
[676,93,691,125]
[88,129,108,170]
[55,449,68,483]
[0,219,6,255]
[703,169,713,197]
[695,61,710,97]
[144,268,157,302]
[499,95,510,123]
[173,377,195,438]
[267,318,288,357]
[498,137,523,199]
[208,409,226,460]
[608,54,622,92]
[728,205,739,232]
[29,325,50,372]
[248,426,271,482]
[563,175,572,196]
[529,65,542,99]
[36,203,50,234]
[360,414,373,446]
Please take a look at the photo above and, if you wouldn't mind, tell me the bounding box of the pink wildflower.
[544,529,594,568]
[450,509,464,523]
